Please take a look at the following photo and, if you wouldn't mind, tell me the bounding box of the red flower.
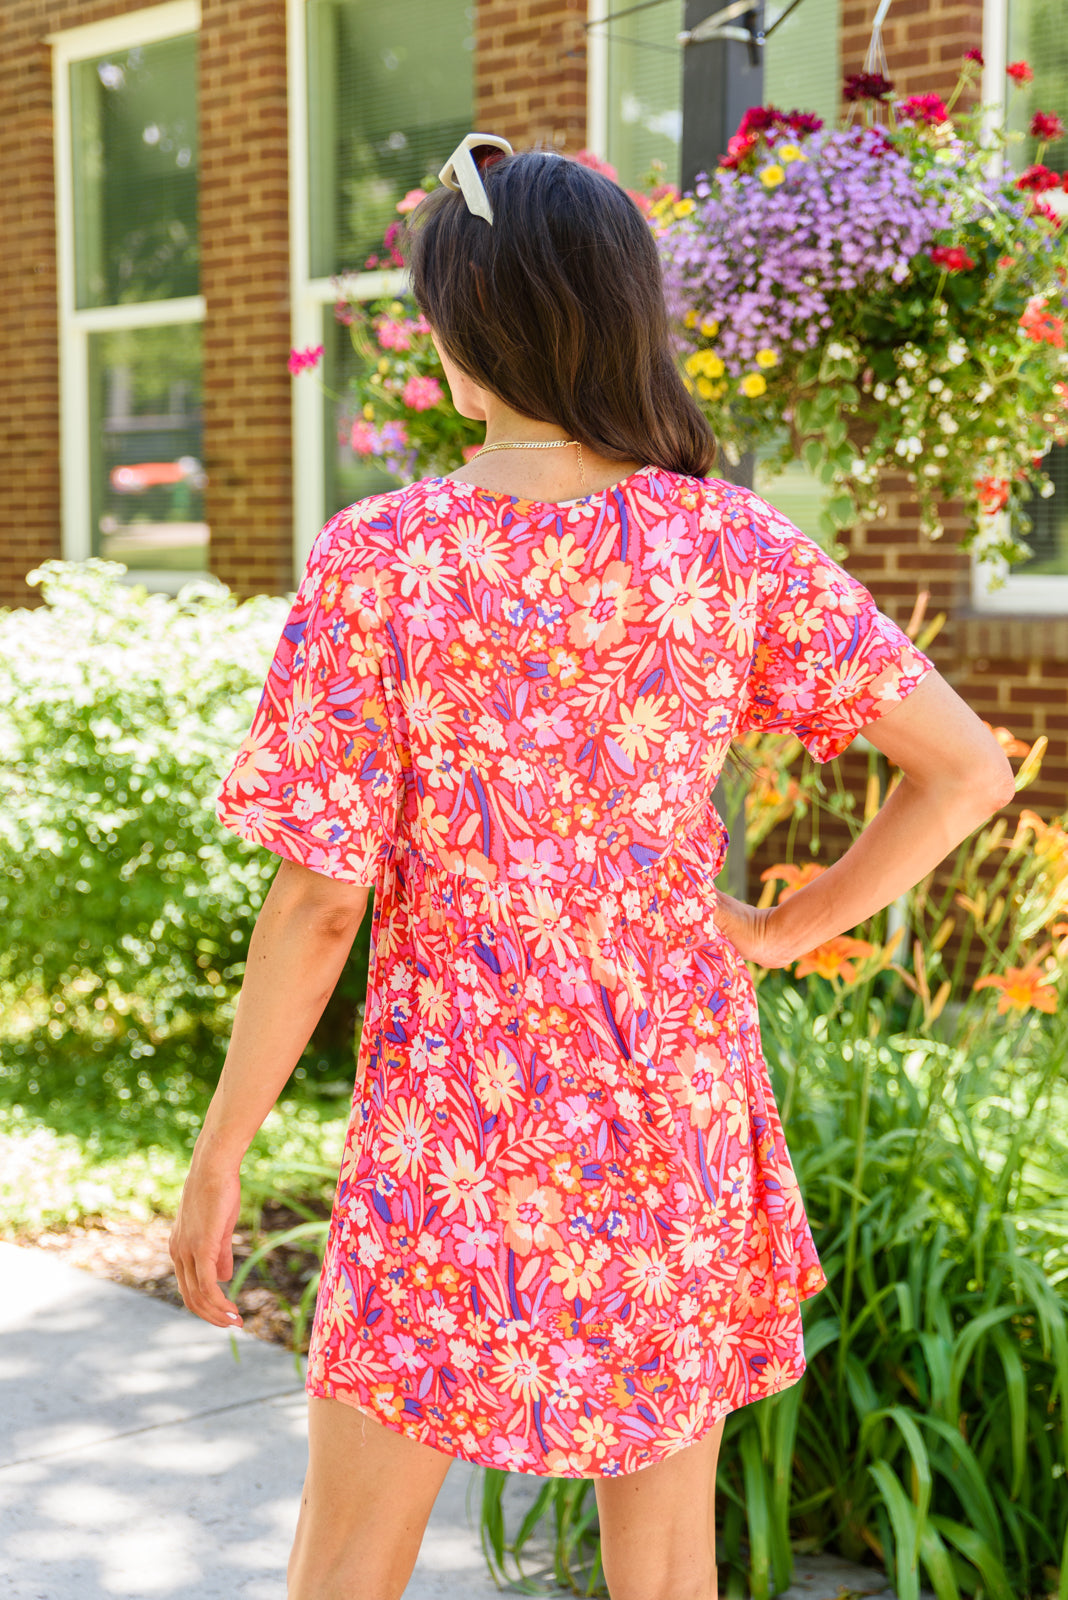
[976,476,1010,514]
[786,111,824,136]
[843,72,894,102]
[719,131,759,170]
[930,245,976,271]
[737,105,785,138]
[1020,300,1066,347]
[899,93,949,126]
[1007,60,1034,85]
[1031,111,1066,143]
[1017,163,1061,192]
[964,48,984,66]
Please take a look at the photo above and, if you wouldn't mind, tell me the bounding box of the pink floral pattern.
[217,466,933,1476]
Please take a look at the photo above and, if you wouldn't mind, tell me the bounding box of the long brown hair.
[404,151,715,477]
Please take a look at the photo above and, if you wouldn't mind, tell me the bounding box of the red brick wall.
[199,0,292,598]
[0,0,293,609]
[841,0,985,99]
[475,0,588,152]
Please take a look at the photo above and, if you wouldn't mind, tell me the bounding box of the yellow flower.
[697,377,730,400]
[362,402,375,420]
[740,372,767,398]
[389,299,405,315]
[377,357,390,374]
[699,318,719,337]
[778,144,805,163]
[683,309,699,329]
[755,348,779,368]
[684,349,725,380]
[673,197,697,217]
[759,164,786,188]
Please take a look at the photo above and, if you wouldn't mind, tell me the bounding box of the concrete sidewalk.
[0,1241,921,1600]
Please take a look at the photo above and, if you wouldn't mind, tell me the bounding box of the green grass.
[0,985,351,1235]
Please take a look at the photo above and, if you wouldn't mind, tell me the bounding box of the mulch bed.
[20,1202,327,1351]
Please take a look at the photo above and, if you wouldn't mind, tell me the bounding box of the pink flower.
[402,375,444,411]
[898,93,949,126]
[287,344,324,375]
[964,48,984,66]
[573,149,618,182]
[334,300,354,327]
[396,188,427,214]
[1031,197,1062,228]
[376,319,413,351]
[1007,60,1034,85]
[1031,111,1066,143]
[929,245,976,271]
[350,419,381,456]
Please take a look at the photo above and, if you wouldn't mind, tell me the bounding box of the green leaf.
[868,1461,921,1600]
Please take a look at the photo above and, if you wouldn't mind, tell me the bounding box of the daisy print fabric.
[217,466,933,1476]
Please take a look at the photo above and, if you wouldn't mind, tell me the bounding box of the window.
[288,0,475,558]
[587,0,839,190]
[973,0,1068,611]
[51,4,206,589]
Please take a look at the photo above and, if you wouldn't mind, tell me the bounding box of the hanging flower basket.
[653,56,1068,565]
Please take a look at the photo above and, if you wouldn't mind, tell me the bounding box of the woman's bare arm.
[715,669,1017,965]
[169,859,370,1327]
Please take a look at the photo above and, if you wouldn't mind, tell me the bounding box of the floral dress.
[216,466,933,1477]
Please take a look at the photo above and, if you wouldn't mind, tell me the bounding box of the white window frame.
[49,0,206,595]
[972,0,1068,613]
[286,0,405,573]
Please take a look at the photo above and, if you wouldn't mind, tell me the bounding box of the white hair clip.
[438,132,514,225]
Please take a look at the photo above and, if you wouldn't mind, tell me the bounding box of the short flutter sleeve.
[216,508,405,885]
[736,500,935,764]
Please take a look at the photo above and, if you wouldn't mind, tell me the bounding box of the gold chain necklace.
[475,437,586,489]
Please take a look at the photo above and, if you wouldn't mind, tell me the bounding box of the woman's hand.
[714,888,791,969]
[169,1156,244,1329]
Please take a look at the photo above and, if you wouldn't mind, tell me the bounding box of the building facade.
[2,0,1066,816]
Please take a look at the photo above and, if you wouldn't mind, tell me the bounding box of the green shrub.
[0,561,372,1157]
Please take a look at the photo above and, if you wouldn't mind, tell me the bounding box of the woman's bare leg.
[593,1419,725,1600]
[287,1397,452,1600]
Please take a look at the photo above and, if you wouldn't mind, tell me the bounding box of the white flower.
[938,412,959,434]
[928,378,944,394]
[895,436,923,460]
[873,382,888,401]
[974,382,993,403]
[933,444,949,458]
[946,340,968,366]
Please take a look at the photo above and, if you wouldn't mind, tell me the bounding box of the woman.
[171,140,1014,1600]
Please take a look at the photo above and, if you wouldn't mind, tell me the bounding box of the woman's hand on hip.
[169,1158,244,1329]
[714,888,791,969]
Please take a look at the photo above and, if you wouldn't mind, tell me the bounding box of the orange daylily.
[760,861,827,901]
[794,936,877,984]
[973,962,1059,1014]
